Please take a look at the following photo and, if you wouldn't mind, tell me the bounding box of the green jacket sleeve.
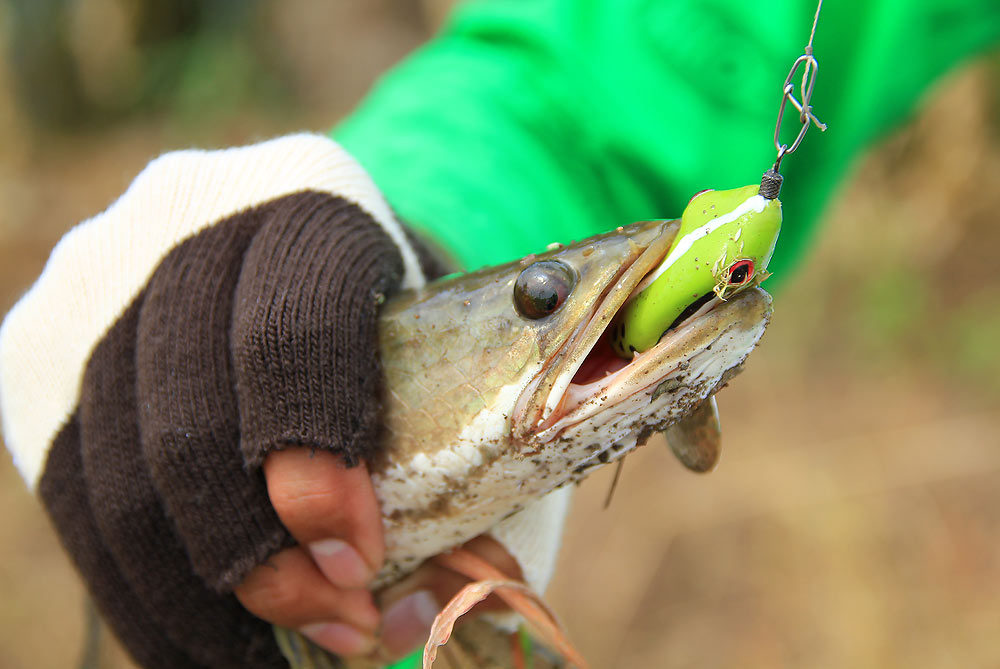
[334,0,999,280]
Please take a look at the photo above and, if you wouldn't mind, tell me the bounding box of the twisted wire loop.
[772,52,827,170]
[761,0,827,200]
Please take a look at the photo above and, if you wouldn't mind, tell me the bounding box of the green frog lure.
[609,183,783,358]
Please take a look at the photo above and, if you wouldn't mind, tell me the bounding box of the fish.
[281,188,778,667]
[372,201,774,585]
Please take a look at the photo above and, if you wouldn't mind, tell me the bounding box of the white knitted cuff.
[481,486,573,630]
[0,133,424,490]
[491,485,573,593]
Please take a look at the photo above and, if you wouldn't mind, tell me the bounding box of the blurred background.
[0,1,998,667]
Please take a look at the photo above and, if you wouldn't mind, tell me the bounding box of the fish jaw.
[371,221,771,585]
[534,287,772,479]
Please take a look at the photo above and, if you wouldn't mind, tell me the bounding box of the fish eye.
[513,260,576,319]
[727,259,754,285]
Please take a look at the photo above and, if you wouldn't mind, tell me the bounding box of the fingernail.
[300,622,376,657]
[309,539,372,589]
[381,590,440,660]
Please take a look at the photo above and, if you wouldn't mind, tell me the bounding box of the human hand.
[0,134,566,667]
[237,447,523,661]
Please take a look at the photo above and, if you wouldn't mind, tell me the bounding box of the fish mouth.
[513,223,771,445]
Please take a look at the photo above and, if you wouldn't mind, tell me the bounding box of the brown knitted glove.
[0,135,440,668]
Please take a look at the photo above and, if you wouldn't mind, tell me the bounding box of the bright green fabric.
[336,0,999,282]
[385,648,422,669]
[381,631,533,669]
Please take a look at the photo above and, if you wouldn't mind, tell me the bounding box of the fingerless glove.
[1,135,430,667]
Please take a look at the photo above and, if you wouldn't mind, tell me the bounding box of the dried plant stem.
[426,549,588,669]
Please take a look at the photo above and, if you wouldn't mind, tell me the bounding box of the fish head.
[374,218,772,579]
[508,219,772,472]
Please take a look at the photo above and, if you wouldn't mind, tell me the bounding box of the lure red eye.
[727,259,754,285]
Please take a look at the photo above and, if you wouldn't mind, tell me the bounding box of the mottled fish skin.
[371,219,772,585]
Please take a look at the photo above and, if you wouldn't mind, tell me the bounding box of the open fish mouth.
[513,221,771,447]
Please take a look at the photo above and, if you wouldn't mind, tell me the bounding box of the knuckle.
[237,568,303,624]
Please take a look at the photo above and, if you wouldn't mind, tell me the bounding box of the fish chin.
[526,287,772,474]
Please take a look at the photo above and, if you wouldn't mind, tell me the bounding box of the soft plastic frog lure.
[610,184,782,358]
